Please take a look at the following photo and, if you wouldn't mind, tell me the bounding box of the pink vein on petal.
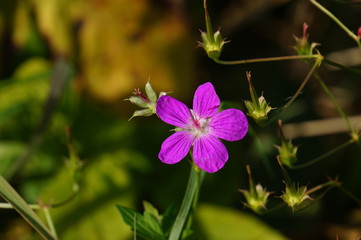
[158,131,194,164]
[193,82,220,119]
[210,108,248,141]
[156,96,192,129]
[192,135,228,173]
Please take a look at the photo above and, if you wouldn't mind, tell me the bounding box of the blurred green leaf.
[0,141,24,175]
[197,204,288,240]
[31,149,149,240]
[0,175,56,240]
[143,201,162,223]
[117,205,165,240]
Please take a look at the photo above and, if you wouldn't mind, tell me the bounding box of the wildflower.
[294,23,319,56]
[126,81,166,120]
[156,82,248,173]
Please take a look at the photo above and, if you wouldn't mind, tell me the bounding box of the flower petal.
[156,96,192,128]
[159,131,194,164]
[210,108,248,141]
[193,82,220,119]
[193,135,228,173]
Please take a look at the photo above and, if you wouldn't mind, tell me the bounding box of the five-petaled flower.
[156,82,248,173]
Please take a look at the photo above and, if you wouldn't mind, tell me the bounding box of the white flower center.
[190,110,210,137]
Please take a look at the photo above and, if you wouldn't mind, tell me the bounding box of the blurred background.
[0,0,361,239]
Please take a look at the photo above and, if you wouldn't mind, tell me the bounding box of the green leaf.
[116,205,165,240]
[197,204,288,240]
[161,204,177,236]
[143,200,162,223]
[0,175,56,240]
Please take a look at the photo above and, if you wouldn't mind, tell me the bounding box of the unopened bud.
[281,183,310,211]
[126,80,166,120]
[238,165,271,213]
[244,72,273,125]
[199,30,228,60]
[293,23,319,56]
[275,120,298,167]
[198,0,228,60]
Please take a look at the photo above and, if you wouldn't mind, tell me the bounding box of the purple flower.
[156,82,248,173]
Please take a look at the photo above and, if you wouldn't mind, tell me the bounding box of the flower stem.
[213,54,319,65]
[264,55,322,126]
[309,0,361,48]
[323,58,361,75]
[291,139,354,169]
[313,71,355,135]
[168,166,206,240]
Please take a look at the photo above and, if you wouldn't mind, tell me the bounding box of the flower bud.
[198,0,228,60]
[293,23,319,56]
[239,165,271,213]
[244,72,273,125]
[199,30,228,60]
[125,81,166,120]
[275,120,298,167]
[281,183,310,211]
[357,26,361,40]
[275,141,298,167]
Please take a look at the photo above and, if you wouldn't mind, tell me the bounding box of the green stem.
[314,71,354,134]
[263,56,322,127]
[309,0,361,48]
[214,54,319,65]
[0,202,40,209]
[323,58,361,75]
[337,185,361,207]
[43,207,58,239]
[291,139,354,169]
[168,167,206,240]
[281,58,321,111]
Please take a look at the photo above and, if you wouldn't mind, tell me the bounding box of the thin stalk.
[309,0,361,48]
[203,0,214,42]
[168,167,206,240]
[214,54,319,65]
[43,207,58,239]
[264,56,322,126]
[323,58,361,75]
[337,185,361,207]
[314,71,355,134]
[291,139,354,169]
[281,57,321,111]
[0,202,40,209]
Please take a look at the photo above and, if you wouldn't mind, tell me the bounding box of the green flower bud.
[239,165,271,213]
[199,30,228,60]
[198,0,228,60]
[125,80,166,120]
[294,23,319,56]
[275,141,298,167]
[244,72,273,125]
[275,120,298,167]
[240,184,271,213]
[281,183,310,211]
